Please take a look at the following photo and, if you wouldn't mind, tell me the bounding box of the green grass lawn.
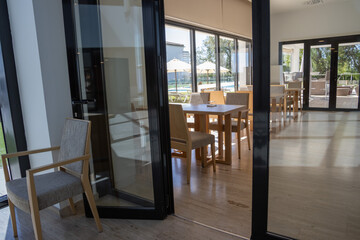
[0,124,6,168]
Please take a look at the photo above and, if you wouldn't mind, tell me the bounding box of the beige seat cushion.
[6,171,83,213]
[189,131,215,149]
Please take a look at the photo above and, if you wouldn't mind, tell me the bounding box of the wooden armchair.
[169,104,216,184]
[2,118,102,240]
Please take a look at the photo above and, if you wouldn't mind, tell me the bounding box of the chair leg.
[200,147,205,168]
[186,147,192,184]
[27,177,42,240]
[8,200,17,237]
[82,179,103,232]
[211,143,216,172]
[246,124,251,150]
[68,198,76,215]
[237,129,241,159]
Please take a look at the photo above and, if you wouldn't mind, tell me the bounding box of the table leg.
[224,114,232,165]
[271,98,277,123]
[195,114,201,160]
[217,115,223,158]
[294,91,299,119]
[195,114,207,160]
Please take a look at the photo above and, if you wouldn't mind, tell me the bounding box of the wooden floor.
[1,111,359,240]
[268,111,360,240]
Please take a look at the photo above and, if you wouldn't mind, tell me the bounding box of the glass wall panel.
[269,1,360,239]
[74,0,154,207]
[238,40,252,89]
[336,42,360,109]
[219,36,236,92]
[165,25,192,103]
[309,44,331,108]
[196,31,216,92]
[0,120,6,198]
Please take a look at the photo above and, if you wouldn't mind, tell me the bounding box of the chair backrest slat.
[58,119,90,174]
[169,104,189,142]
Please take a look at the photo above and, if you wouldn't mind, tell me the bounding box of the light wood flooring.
[1,111,359,240]
[268,111,360,240]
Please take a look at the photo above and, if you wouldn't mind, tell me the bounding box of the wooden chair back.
[288,81,302,88]
[59,118,91,174]
[226,93,249,118]
[270,85,285,94]
[204,90,225,104]
[169,104,189,142]
[190,92,210,104]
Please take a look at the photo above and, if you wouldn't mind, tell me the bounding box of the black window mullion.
[190,29,197,92]
[235,39,239,91]
[215,35,220,90]
[303,43,311,109]
[329,43,338,110]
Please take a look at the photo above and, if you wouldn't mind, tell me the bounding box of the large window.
[196,31,216,92]
[220,36,236,92]
[165,22,252,99]
[165,25,192,99]
[238,40,252,87]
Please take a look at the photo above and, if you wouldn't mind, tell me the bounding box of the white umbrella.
[197,61,229,83]
[167,58,191,92]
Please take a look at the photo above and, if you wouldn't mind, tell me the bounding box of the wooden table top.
[181,104,246,115]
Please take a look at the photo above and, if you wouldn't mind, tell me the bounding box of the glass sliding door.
[219,36,235,92]
[309,44,331,108]
[336,42,360,109]
[195,31,216,92]
[63,0,170,219]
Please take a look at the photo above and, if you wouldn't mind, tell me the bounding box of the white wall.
[164,0,252,39]
[7,0,72,168]
[271,0,360,65]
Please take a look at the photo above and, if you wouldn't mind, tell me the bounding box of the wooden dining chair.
[169,104,216,184]
[209,93,251,159]
[2,119,102,240]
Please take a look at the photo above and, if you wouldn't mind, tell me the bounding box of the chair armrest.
[1,146,60,160]
[1,146,60,182]
[26,154,90,175]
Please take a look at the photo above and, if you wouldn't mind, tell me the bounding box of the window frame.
[165,20,252,92]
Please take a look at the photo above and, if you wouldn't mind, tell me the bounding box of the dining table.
[182,103,246,165]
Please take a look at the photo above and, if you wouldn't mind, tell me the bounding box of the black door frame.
[279,34,360,111]
[62,0,173,219]
[0,0,30,205]
[251,1,296,239]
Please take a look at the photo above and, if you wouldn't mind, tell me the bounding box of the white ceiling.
[270,0,351,14]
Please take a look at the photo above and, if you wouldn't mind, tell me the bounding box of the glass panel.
[196,31,216,92]
[238,40,252,89]
[309,44,331,108]
[74,0,154,207]
[269,1,360,240]
[219,36,235,92]
[165,25,192,103]
[336,42,360,109]
[0,121,6,198]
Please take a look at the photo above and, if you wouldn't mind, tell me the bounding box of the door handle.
[72,99,97,105]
